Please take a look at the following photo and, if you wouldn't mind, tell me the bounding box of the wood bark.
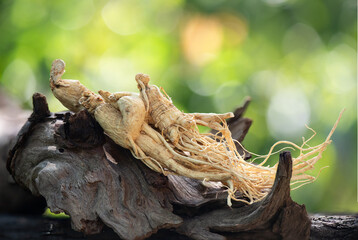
[4,93,353,239]
[0,214,356,240]
[0,90,46,214]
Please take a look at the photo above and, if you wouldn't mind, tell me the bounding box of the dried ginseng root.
[131,73,342,205]
[50,59,342,206]
[50,59,89,112]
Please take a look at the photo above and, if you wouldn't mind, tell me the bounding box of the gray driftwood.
[0,90,46,214]
[1,214,357,240]
[7,93,313,240]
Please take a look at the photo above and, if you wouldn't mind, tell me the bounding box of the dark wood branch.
[227,97,252,142]
[55,110,105,149]
[5,93,354,240]
[310,214,358,240]
[28,93,51,121]
[0,90,46,214]
[7,93,53,175]
[176,152,310,240]
[1,214,356,240]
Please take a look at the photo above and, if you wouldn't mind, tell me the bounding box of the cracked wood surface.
[0,214,356,240]
[3,93,335,240]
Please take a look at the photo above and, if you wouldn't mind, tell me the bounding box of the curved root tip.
[226,180,234,207]
[51,59,65,75]
[50,59,66,89]
[227,196,232,207]
[135,73,150,86]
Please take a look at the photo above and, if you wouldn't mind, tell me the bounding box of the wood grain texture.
[0,90,46,215]
[0,214,356,240]
[6,93,315,240]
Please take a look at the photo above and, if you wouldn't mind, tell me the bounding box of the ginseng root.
[50,59,89,112]
[50,59,341,206]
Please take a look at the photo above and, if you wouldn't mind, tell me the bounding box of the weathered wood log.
[1,214,356,240]
[6,93,314,240]
[310,214,358,240]
[0,90,46,214]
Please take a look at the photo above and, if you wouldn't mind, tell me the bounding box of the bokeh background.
[0,0,356,213]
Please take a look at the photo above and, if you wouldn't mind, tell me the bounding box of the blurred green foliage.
[0,0,356,213]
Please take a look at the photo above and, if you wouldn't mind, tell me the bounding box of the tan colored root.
[93,85,342,204]
[134,79,268,202]
[50,59,90,112]
[80,91,232,183]
[136,75,343,204]
[50,61,342,205]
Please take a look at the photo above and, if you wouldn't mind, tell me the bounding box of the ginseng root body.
[80,91,232,181]
[50,59,340,205]
[50,59,89,112]
[135,73,234,145]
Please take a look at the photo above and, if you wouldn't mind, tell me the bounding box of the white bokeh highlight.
[266,88,311,140]
[102,0,145,35]
[50,0,95,30]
